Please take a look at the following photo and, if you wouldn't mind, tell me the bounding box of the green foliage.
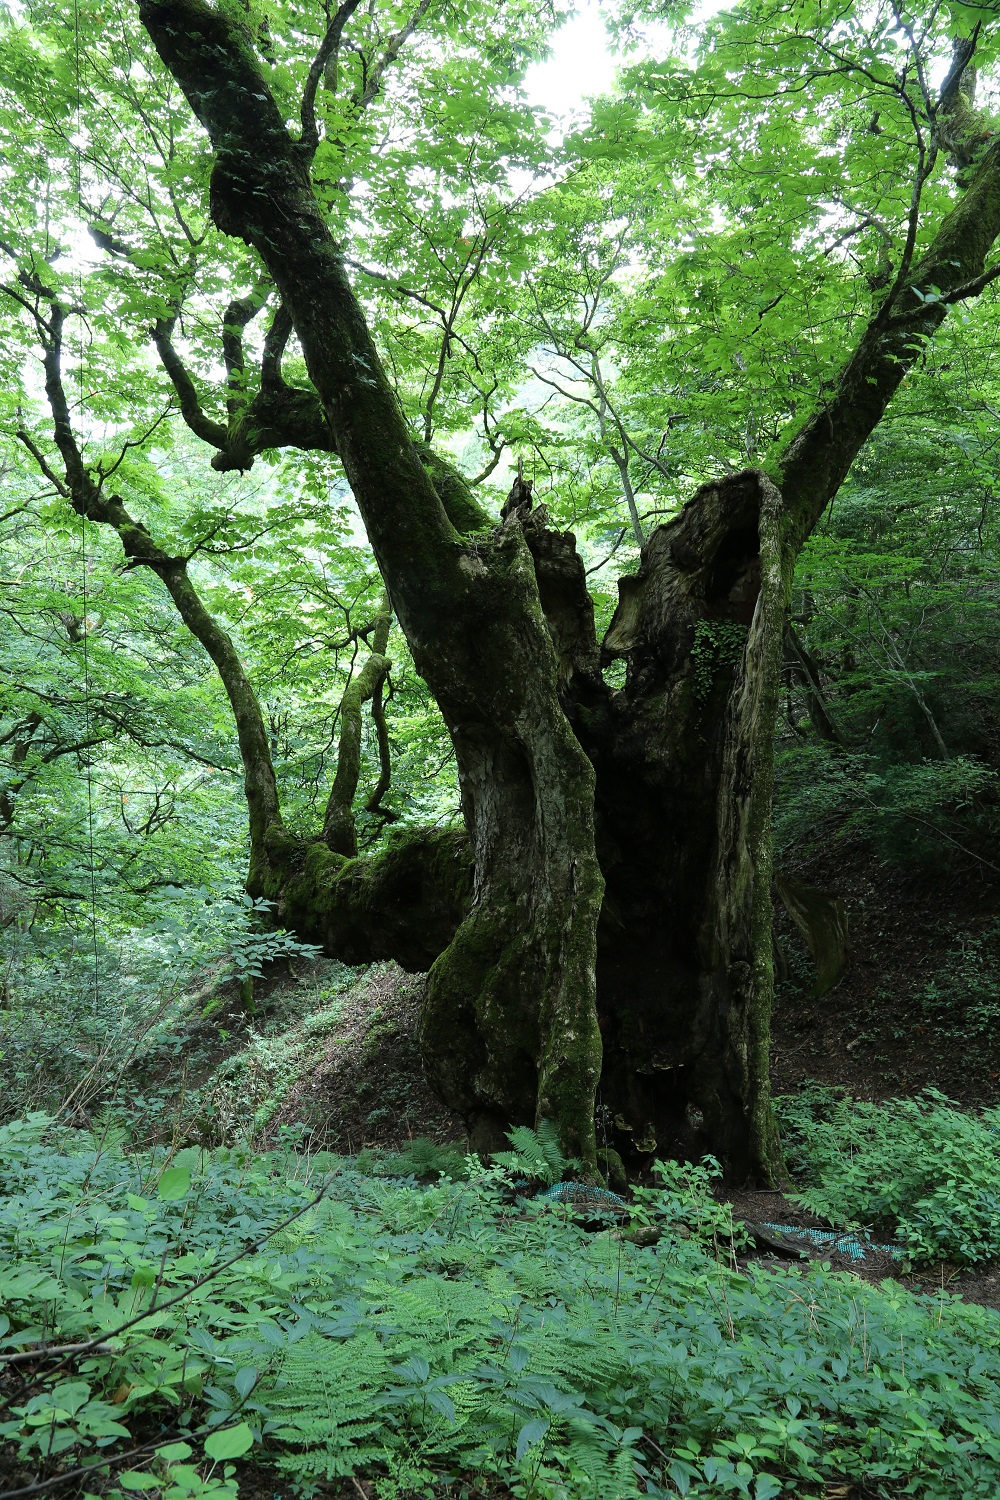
[774,745,999,866]
[492,1118,578,1186]
[356,1136,471,1182]
[779,1087,1000,1264]
[0,890,329,1128]
[631,1157,749,1253]
[86,1436,242,1500]
[776,373,1000,872]
[2,4,1000,1487]
[689,620,748,703]
[202,899,323,986]
[3,1119,1000,1498]
[917,923,1000,1042]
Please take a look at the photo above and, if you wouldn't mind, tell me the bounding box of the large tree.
[4,0,1000,1179]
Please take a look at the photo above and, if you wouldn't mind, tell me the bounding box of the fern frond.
[493,1120,578,1186]
[262,1331,390,1480]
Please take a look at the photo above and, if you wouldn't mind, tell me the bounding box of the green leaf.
[157,1168,191,1201]
[516,1417,549,1460]
[156,1442,194,1463]
[204,1423,254,1461]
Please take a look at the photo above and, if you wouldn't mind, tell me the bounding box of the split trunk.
[139,1,1000,1181]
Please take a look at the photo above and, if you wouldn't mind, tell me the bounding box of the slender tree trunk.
[18,285,284,890]
[784,626,846,747]
[323,597,392,856]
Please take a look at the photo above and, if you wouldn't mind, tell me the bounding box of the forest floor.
[253,946,1000,1311]
[770,844,1000,1107]
[6,856,1000,1499]
[172,846,1000,1315]
[264,964,464,1153]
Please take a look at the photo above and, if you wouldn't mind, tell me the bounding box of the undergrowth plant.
[915,922,1000,1042]
[631,1157,749,1252]
[779,1086,1000,1263]
[356,1137,471,1182]
[0,893,329,1132]
[492,1119,578,1186]
[2,1113,1000,1498]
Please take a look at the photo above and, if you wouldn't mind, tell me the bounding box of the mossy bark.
[574,471,785,1180]
[416,498,604,1167]
[263,825,473,971]
[141,0,605,1172]
[139,5,1000,1183]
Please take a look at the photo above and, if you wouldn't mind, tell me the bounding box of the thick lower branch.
[264,824,472,970]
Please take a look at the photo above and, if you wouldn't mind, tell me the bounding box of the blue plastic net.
[539,1182,628,1212]
[761,1222,902,1261]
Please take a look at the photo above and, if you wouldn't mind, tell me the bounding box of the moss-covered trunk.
[584,472,785,1180]
[139,3,1000,1184]
[140,0,604,1172]
[575,115,1000,1181]
[417,481,604,1161]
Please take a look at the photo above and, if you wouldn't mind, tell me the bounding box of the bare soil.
[721,1184,1000,1314]
[770,845,1000,1107]
[265,963,466,1152]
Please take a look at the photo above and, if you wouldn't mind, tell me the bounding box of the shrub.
[779,1086,1000,1263]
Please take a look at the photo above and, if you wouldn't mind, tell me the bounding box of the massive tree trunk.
[578,472,786,1176]
[581,121,1000,1176]
[140,0,605,1173]
[138,0,1000,1182]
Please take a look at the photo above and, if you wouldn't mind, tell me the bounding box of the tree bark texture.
[573,472,784,1175]
[140,0,605,1173]
[138,1,1000,1182]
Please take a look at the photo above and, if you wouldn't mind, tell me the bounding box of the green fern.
[543,1423,642,1499]
[263,1331,389,1480]
[358,1136,470,1182]
[516,1323,634,1401]
[492,1119,578,1186]
[256,1264,642,1494]
[363,1274,509,1368]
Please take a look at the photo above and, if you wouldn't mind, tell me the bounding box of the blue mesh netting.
[761,1222,902,1261]
[539,1182,628,1212]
